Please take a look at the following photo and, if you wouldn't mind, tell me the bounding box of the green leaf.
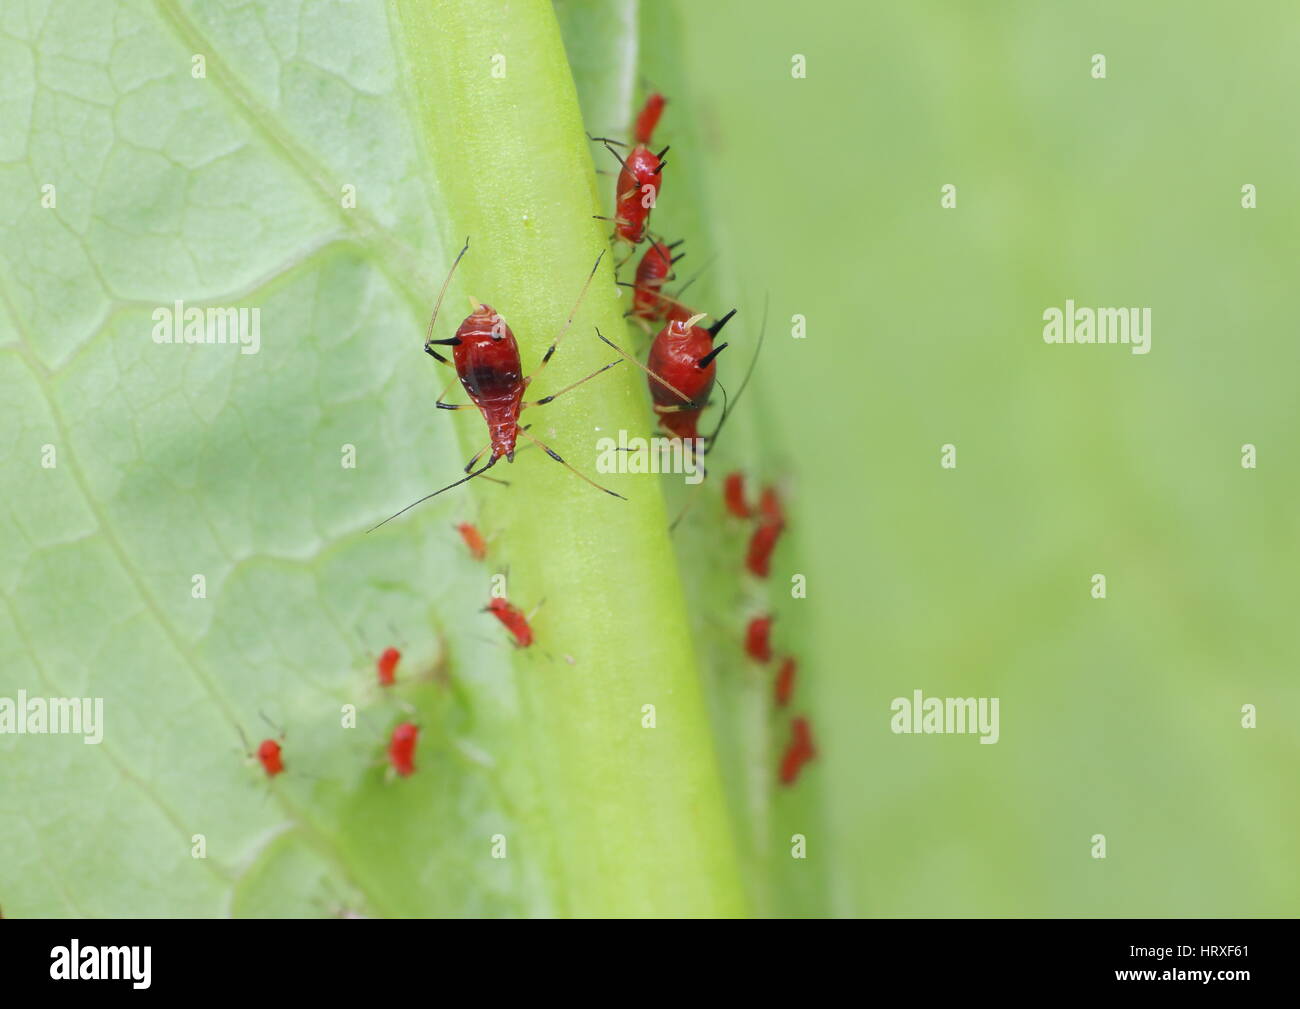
[0,0,745,917]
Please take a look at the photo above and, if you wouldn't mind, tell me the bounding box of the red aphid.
[746,520,783,578]
[644,310,735,441]
[456,522,487,561]
[257,738,284,778]
[487,597,534,648]
[745,615,773,663]
[388,722,419,778]
[779,716,816,786]
[376,646,401,687]
[630,239,684,322]
[633,91,666,145]
[758,485,786,529]
[774,656,797,707]
[723,472,752,519]
[611,143,665,244]
[370,243,623,531]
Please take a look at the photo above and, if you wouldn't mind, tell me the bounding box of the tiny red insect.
[486,596,534,648]
[626,238,687,322]
[758,485,786,530]
[376,645,401,687]
[745,520,782,578]
[745,615,773,663]
[774,656,797,707]
[456,522,487,561]
[369,241,624,531]
[723,472,752,519]
[257,738,284,778]
[779,716,816,786]
[388,722,419,778]
[632,91,666,145]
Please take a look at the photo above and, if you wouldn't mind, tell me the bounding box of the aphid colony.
[338,92,808,790]
[730,475,814,786]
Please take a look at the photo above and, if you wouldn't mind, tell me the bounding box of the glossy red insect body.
[612,144,665,244]
[593,93,669,245]
[369,242,624,532]
[745,615,773,663]
[388,722,419,778]
[487,597,534,648]
[633,310,735,441]
[724,472,752,518]
[376,646,401,687]
[629,239,683,321]
[633,91,666,145]
[257,739,284,778]
[779,716,816,786]
[774,656,797,707]
[456,522,487,561]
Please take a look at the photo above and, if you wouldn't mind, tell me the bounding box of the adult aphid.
[590,95,670,246]
[456,521,488,561]
[485,596,535,648]
[745,615,773,663]
[387,721,420,778]
[598,310,736,442]
[369,241,625,532]
[624,238,686,324]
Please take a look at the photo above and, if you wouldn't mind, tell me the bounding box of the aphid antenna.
[259,710,286,739]
[586,132,629,148]
[671,253,718,301]
[366,456,502,533]
[594,327,694,403]
[601,141,630,170]
[423,238,470,362]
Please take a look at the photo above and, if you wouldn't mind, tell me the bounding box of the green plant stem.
[390,0,746,916]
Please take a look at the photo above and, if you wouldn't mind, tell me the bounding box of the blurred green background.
[664,0,1299,915]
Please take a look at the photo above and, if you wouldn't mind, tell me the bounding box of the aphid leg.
[586,133,628,148]
[515,426,626,500]
[524,358,623,408]
[436,380,474,410]
[595,326,694,402]
[526,249,606,383]
[422,238,470,355]
[602,141,630,170]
